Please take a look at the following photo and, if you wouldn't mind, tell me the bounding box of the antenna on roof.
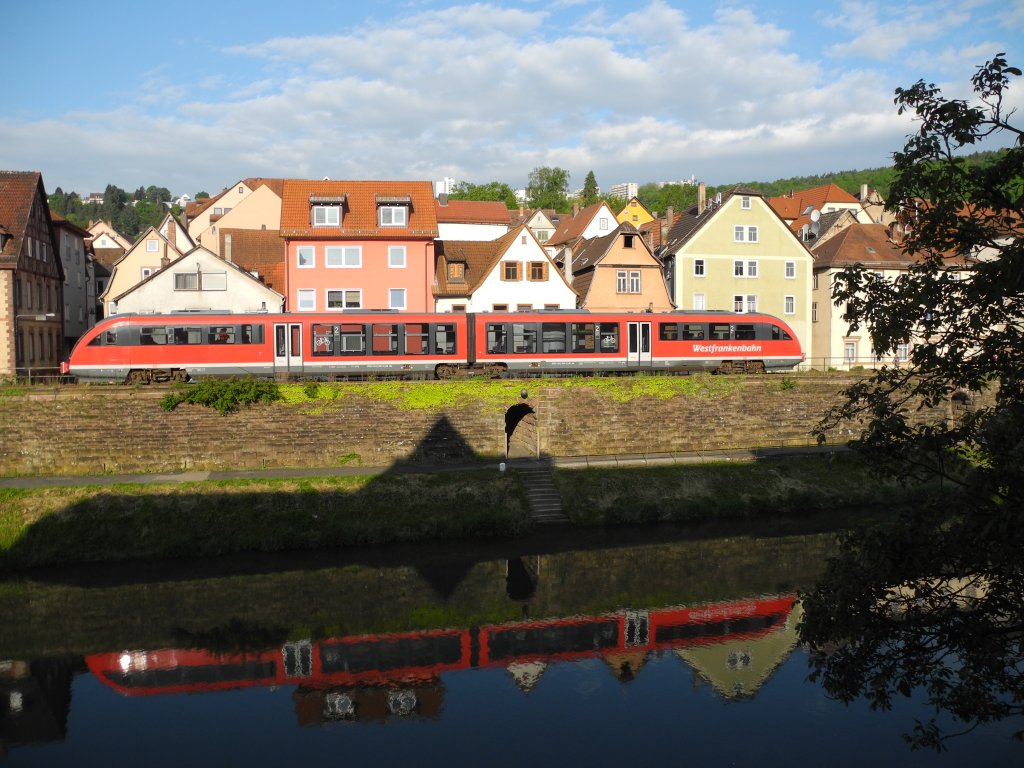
[810,208,821,222]
[801,223,810,241]
[714,192,722,205]
[810,219,820,238]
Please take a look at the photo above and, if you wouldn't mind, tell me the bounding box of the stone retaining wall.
[0,376,972,476]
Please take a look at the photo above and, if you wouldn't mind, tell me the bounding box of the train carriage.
[63,310,803,383]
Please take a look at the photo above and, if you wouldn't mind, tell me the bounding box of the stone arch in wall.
[505,402,537,459]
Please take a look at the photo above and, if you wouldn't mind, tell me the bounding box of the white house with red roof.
[767,183,873,240]
[434,224,576,313]
[434,197,511,241]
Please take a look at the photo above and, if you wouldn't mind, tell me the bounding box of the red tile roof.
[219,228,286,293]
[811,223,908,269]
[767,183,863,232]
[547,202,612,246]
[0,171,46,268]
[434,199,511,225]
[280,179,438,239]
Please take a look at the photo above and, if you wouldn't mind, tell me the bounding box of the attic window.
[447,262,465,283]
[312,205,341,226]
[624,234,635,249]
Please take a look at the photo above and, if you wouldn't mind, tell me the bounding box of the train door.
[627,321,652,366]
[274,322,303,374]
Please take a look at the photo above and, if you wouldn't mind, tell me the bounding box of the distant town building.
[435,177,457,197]
[608,182,638,200]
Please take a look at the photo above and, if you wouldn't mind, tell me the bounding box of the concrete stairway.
[513,461,569,525]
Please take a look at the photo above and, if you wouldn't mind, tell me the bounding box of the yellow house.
[186,178,284,253]
[617,196,655,228]
[660,186,814,365]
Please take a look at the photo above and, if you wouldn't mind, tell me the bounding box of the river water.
[0,519,1018,765]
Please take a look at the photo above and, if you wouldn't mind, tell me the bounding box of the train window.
[172,327,203,344]
[140,327,169,345]
[487,324,508,354]
[541,323,567,353]
[241,324,264,344]
[682,324,704,340]
[339,324,366,354]
[312,324,336,356]
[710,323,731,340]
[208,326,235,344]
[735,324,756,340]
[659,323,680,341]
[571,323,596,352]
[434,324,457,355]
[599,323,619,352]
[772,324,793,341]
[405,323,429,355]
[372,324,399,354]
[512,323,538,354]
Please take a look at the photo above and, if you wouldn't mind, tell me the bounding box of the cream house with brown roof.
[434,225,576,312]
[102,227,185,316]
[557,222,673,313]
[186,178,285,250]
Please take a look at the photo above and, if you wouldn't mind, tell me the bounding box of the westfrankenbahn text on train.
[62,309,805,383]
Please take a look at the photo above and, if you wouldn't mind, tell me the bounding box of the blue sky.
[2,0,1021,197]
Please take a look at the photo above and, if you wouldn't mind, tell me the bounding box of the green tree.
[447,181,518,208]
[526,166,570,211]
[802,54,1024,749]
[581,170,599,206]
[637,182,698,217]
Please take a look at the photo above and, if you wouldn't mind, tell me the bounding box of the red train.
[62,310,804,383]
[85,595,798,700]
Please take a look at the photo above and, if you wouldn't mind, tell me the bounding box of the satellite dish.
[715,192,722,205]
[810,220,821,237]
[810,208,821,222]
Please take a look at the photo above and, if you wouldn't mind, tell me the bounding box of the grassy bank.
[0,455,926,572]
[558,453,926,525]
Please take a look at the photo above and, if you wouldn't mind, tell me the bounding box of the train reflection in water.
[85,595,799,724]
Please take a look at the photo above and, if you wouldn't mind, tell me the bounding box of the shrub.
[161,378,282,415]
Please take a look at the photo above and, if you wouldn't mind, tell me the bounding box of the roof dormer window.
[313,205,341,226]
[309,194,347,227]
[376,195,412,227]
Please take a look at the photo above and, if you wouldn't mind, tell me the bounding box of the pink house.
[280,180,438,313]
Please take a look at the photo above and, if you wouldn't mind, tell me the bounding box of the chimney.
[160,254,170,268]
[439,193,448,206]
[562,247,573,285]
[167,218,176,244]
[860,183,868,201]
[224,233,233,263]
[697,183,706,215]
[662,205,674,243]
[572,203,579,218]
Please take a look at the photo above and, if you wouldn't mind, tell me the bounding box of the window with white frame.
[693,293,705,310]
[694,259,705,277]
[734,260,759,278]
[388,246,406,268]
[313,206,341,226]
[327,289,361,309]
[141,267,153,280]
[379,206,407,226]
[389,288,407,310]
[784,295,795,314]
[812,301,818,322]
[896,343,910,362]
[629,270,640,293]
[734,294,757,312]
[785,261,796,279]
[734,225,745,242]
[146,240,159,252]
[813,273,819,290]
[845,341,857,363]
[325,246,361,268]
[599,218,609,230]
[747,226,758,242]
[741,196,751,209]
[174,272,199,291]
[297,246,315,268]
[617,270,628,293]
[297,289,316,311]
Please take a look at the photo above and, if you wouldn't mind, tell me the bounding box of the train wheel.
[750,361,766,374]
[126,369,152,385]
[435,364,457,379]
[171,369,189,383]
